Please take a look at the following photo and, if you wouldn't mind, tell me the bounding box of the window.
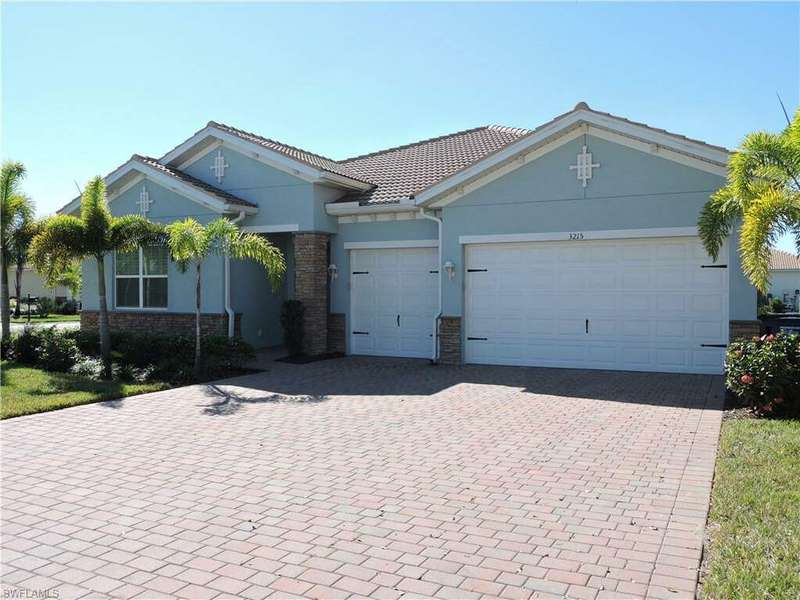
[115,246,168,309]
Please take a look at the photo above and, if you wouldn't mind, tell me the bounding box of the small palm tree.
[166,217,285,376]
[29,176,160,377]
[1,161,32,341]
[8,201,40,317]
[698,108,800,292]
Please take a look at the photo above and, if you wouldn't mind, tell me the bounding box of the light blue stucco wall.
[182,146,342,232]
[439,134,756,320]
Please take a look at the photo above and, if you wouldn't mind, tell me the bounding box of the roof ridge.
[341,125,497,163]
[208,121,344,166]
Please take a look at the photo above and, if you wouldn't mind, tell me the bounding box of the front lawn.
[702,416,800,599]
[0,361,169,419]
[10,314,80,324]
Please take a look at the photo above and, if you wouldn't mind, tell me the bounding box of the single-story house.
[62,102,758,374]
[769,249,800,311]
[5,266,78,304]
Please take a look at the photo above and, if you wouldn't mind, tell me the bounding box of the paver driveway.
[0,356,723,600]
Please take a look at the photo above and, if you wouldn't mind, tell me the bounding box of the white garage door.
[350,247,438,358]
[465,236,729,374]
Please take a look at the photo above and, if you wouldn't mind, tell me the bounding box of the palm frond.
[29,215,87,283]
[80,176,113,250]
[109,215,164,253]
[227,231,286,290]
[738,186,796,292]
[698,188,740,260]
[165,218,207,272]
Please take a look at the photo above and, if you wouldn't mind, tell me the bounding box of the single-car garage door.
[350,247,438,358]
[465,236,728,374]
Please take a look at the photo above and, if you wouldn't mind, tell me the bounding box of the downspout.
[419,208,442,363]
[225,210,247,337]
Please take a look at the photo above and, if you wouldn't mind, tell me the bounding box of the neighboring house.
[61,102,758,374]
[5,266,77,303]
[769,249,800,311]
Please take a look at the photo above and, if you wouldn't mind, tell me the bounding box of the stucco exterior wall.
[769,270,800,309]
[439,134,755,321]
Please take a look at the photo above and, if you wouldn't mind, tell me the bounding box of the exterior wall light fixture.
[328,264,338,281]
[443,261,456,280]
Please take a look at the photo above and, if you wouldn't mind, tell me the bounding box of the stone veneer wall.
[729,320,762,341]
[80,311,241,337]
[327,313,346,354]
[293,233,330,356]
[439,316,462,365]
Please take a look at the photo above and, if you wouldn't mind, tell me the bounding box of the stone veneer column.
[293,233,330,356]
[438,316,462,365]
[327,313,346,354]
[729,320,762,341]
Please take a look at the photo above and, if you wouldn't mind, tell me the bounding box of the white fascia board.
[326,199,416,216]
[241,224,300,233]
[416,109,730,207]
[459,227,700,245]
[344,239,439,250]
[162,126,371,192]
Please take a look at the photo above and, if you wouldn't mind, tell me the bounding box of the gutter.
[419,208,443,363]
[225,210,247,337]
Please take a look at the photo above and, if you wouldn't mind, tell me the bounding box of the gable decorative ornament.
[569,145,600,188]
[137,185,152,216]
[210,149,229,183]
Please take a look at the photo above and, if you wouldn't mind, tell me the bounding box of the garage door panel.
[350,247,436,359]
[465,237,728,374]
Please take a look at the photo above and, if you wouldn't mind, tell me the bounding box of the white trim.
[338,212,420,224]
[326,200,417,217]
[344,239,439,250]
[161,125,372,192]
[416,109,729,207]
[241,224,300,233]
[459,227,699,245]
[177,139,223,170]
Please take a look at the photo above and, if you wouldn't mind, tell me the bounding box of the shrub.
[726,333,800,416]
[769,297,786,313]
[281,300,305,356]
[11,326,43,364]
[71,355,103,379]
[37,297,55,318]
[38,327,79,372]
[56,299,78,315]
[204,335,256,371]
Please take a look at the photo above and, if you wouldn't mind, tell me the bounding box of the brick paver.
[0,356,723,599]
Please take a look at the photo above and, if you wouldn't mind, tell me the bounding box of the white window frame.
[114,247,168,310]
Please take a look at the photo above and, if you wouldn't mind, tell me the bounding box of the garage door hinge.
[467,268,488,273]
[467,336,488,341]
[352,271,369,275]
[429,270,439,274]
[700,264,727,269]
[352,331,369,335]
[701,343,727,348]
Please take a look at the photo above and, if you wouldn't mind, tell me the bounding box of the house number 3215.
[568,232,585,240]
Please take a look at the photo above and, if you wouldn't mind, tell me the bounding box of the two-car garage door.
[464,237,728,374]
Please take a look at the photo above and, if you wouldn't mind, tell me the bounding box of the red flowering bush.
[725,333,800,416]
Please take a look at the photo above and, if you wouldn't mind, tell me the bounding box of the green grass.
[702,416,800,599]
[10,314,80,324]
[0,361,169,419]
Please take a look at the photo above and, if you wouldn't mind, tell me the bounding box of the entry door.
[464,237,729,374]
[350,247,438,358]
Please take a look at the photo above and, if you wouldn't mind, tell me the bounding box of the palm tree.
[166,217,285,376]
[8,201,39,317]
[1,161,31,341]
[698,108,800,292]
[29,176,160,377]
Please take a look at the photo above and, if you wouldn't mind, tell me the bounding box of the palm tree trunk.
[13,262,22,318]
[96,256,112,379]
[0,252,10,343]
[194,262,202,377]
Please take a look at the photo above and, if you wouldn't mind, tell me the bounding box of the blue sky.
[2,2,798,249]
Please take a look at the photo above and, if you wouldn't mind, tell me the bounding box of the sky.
[2,2,799,250]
